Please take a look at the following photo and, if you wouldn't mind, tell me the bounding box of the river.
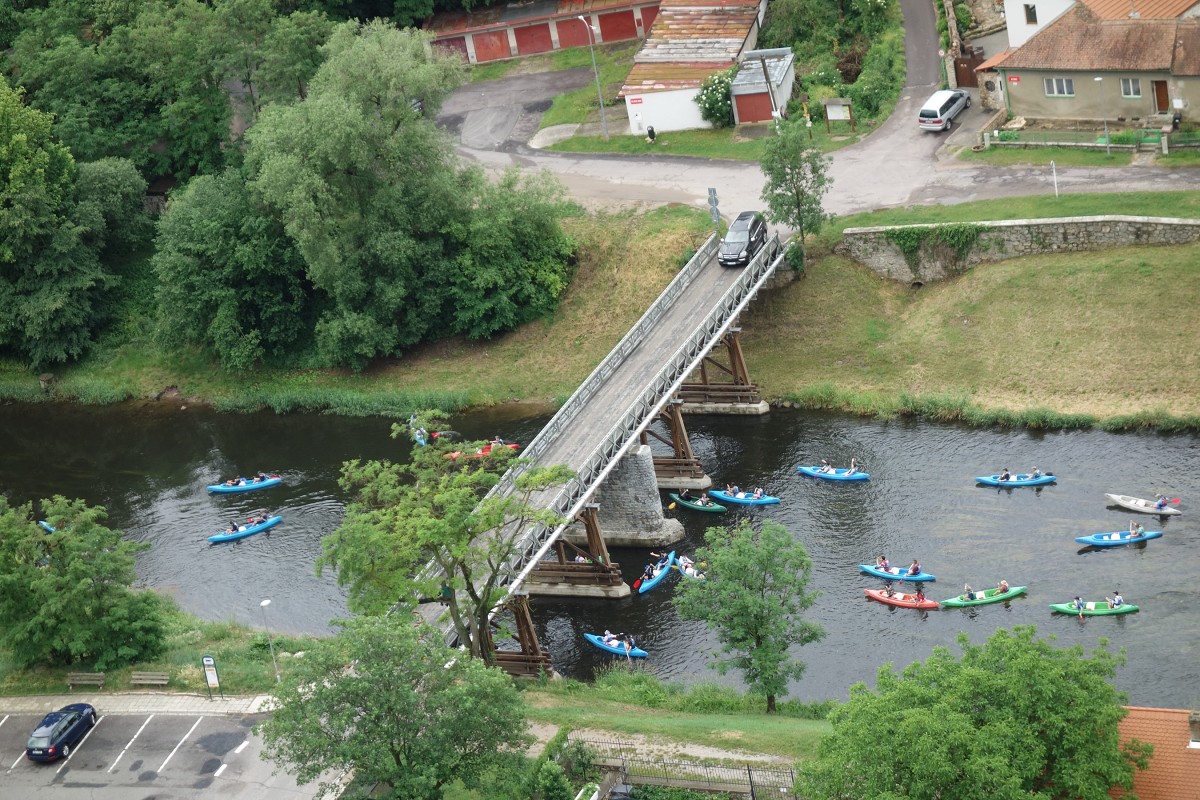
[1,402,1195,710]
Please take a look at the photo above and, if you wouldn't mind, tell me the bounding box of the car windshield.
[724,228,750,244]
[28,735,50,748]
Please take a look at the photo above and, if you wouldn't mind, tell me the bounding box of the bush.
[695,67,737,128]
[954,2,974,32]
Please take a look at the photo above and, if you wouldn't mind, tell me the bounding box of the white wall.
[1003,0,1075,47]
[623,88,711,134]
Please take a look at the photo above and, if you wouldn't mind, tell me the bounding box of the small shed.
[731,47,794,124]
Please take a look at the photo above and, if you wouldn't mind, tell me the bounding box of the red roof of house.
[1080,0,1200,19]
[1116,707,1200,800]
[619,0,756,95]
[620,60,735,93]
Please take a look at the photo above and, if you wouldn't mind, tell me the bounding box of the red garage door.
[514,23,553,56]
[640,6,659,32]
[598,10,637,42]
[557,18,591,48]
[735,93,774,124]
[434,37,469,61]
[471,30,511,62]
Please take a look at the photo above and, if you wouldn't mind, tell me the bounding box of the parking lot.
[1,710,321,799]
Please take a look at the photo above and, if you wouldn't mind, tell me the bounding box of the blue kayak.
[1075,529,1163,547]
[38,521,56,533]
[584,633,648,658]
[208,515,282,543]
[638,551,676,594]
[797,465,870,481]
[859,564,937,582]
[707,489,780,506]
[207,475,282,493]
[976,473,1056,487]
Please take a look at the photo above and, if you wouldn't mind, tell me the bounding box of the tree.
[256,615,531,800]
[0,495,167,670]
[759,117,832,269]
[318,417,573,660]
[796,626,1153,800]
[673,519,824,713]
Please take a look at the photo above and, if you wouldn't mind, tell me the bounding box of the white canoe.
[1105,493,1181,516]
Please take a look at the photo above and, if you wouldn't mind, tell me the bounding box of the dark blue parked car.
[26,703,97,762]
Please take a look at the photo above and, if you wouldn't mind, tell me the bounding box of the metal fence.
[570,733,797,800]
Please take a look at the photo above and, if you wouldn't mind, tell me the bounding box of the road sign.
[710,207,721,225]
[707,188,718,207]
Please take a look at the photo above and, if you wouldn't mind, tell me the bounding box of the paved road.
[439,0,1190,223]
[0,695,327,800]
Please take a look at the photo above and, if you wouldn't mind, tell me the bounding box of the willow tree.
[318,415,573,660]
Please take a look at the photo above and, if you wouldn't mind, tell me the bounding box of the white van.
[917,89,970,132]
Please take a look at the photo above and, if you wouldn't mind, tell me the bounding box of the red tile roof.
[989,5,1178,70]
[1080,0,1200,19]
[1116,707,1200,800]
[633,1,759,63]
[620,60,734,93]
[1175,19,1200,75]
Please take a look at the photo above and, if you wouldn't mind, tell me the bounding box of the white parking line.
[56,714,104,775]
[214,763,228,778]
[157,716,203,773]
[108,714,154,773]
[234,740,250,755]
[0,714,8,728]
[8,751,25,771]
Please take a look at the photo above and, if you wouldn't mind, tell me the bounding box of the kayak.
[38,521,56,533]
[864,588,939,610]
[1104,493,1181,516]
[1075,530,1163,547]
[677,557,706,579]
[207,515,282,543]
[859,564,936,583]
[638,551,676,594]
[446,443,520,460]
[583,633,648,658]
[796,465,870,481]
[940,585,1027,607]
[207,475,282,493]
[976,473,1056,487]
[706,489,780,506]
[669,493,726,513]
[1050,601,1138,617]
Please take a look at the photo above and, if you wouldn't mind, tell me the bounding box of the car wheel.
[61,744,70,759]
[89,711,97,727]
[966,96,972,108]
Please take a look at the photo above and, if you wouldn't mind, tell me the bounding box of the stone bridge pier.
[566,444,683,548]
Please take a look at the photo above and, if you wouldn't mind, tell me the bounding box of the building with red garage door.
[427,0,661,65]
[731,47,794,125]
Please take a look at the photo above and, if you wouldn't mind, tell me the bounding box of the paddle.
[1169,497,1182,504]
[667,502,677,510]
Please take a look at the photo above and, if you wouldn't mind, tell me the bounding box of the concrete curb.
[0,692,273,716]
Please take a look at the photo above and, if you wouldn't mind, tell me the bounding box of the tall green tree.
[318,418,573,660]
[674,519,824,713]
[0,495,167,669]
[257,615,531,800]
[759,117,832,268]
[153,168,314,370]
[797,627,1153,800]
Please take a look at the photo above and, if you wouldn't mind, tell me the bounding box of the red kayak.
[864,588,939,610]
[446,442,520,460]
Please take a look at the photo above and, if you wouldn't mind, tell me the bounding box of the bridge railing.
[496,234,785,595]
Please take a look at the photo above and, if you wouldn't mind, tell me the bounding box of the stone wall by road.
[838,216,1200,285]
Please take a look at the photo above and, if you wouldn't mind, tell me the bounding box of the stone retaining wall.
[837,216,1200,284]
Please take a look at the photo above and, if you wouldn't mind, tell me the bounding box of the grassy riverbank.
[4,192,1200,428]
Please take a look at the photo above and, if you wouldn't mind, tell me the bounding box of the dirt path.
[527,722,793,765]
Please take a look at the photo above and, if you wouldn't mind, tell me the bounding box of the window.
[1043,77,1075,97]
[1121,78,1142,98]
[1190,712,1200,748]
[1024,4,1037,23]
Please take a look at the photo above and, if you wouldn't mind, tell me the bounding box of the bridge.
[417,231,787,673]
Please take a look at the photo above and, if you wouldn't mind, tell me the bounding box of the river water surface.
[1,403,1196,710]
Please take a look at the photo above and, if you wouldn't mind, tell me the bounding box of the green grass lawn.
[547,120,870,160]
[536,42,641,129]
[956,145,1133,167]
[1155,148,1200,166]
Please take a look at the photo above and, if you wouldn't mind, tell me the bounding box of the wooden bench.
[130,671,170,687]
[66,672,105,690]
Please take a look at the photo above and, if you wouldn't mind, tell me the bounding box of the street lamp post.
[577,16,609,140]
[260,599,281,684]
[1094,76,1110,158]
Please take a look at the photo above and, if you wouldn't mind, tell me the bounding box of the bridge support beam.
[569,445,683,548]
[526,504,631,598]
[677,327,770,415]
[642,399,711,489]
[490,593,555,679]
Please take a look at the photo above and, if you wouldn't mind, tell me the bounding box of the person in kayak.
[725,483,740,495]
[913,586,926,604]
[997,579,1010,595]
[875,554,890,571]
[696,494,712,506]
[1072,596,1086,619]
[1154,494,1168,510]
[882,584,896,598]
[818,459,833,473]
[907,559,922,576]
[1106,590,1124,609]
[846,457,859,475]
[679,488,692,502]
[998,467,1011,482]
[751,487,766,499]
[962,583,974,601]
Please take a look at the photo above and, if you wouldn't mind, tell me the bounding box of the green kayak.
[1049,602,1139,617]
[669,493,726,513]
[941,585,1027,607]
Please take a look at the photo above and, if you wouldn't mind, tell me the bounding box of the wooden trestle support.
[642,399,706,481]
[676,326,763,405]
[528,504,623,588]
[489,592,554,678]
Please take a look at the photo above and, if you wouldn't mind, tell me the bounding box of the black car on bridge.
[718,211,768,268]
